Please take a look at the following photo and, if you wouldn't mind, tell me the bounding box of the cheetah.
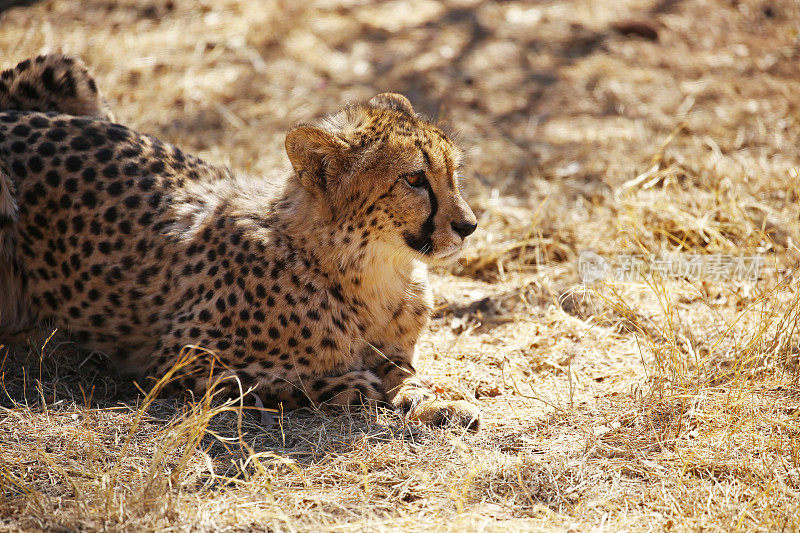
[0,55,481,430]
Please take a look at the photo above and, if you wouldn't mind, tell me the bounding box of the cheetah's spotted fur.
[0,55,480,430]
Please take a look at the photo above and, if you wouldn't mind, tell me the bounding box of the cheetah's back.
[0,110,225,359]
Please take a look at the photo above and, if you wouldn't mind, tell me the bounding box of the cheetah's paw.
[393,388,480,432]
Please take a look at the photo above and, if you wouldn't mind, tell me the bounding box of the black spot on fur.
[17,81,39,100]
[46,128,67,142]
[37,141,56,156]
[70,137,90,151]
[41,66,58,92]
[65,155,82,172]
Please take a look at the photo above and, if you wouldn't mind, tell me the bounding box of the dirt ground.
[2,0,800,531]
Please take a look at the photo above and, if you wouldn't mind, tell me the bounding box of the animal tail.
[0,54,114,119]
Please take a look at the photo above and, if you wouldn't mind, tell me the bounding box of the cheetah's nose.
[451,220,477,238]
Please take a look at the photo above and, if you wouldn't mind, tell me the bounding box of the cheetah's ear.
[285,125,350,197]
[368,93,415,117]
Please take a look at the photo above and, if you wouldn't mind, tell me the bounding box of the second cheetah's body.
[0,55,480,429]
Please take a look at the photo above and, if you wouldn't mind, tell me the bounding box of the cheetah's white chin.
[431,246,464,264]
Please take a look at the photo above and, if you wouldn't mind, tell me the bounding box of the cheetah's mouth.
[430,245,464,263]
[403,230,434,256]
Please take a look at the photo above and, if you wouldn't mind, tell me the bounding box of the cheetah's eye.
[402,170,427,188]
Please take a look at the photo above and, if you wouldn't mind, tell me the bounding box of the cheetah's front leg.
[371,348,480,431]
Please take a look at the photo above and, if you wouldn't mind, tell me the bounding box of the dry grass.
[2,0,800,530]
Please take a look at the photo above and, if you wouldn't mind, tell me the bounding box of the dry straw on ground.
[2,0,800,530]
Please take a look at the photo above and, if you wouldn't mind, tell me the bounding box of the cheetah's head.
[285,93,477,266]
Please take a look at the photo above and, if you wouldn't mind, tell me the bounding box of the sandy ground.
[2,0,800,531]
